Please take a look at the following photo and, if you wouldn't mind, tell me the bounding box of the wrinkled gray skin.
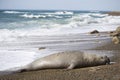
[20,51,110,72]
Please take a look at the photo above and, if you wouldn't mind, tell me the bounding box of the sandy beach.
[0,29,120,80]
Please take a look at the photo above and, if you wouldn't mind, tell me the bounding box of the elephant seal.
[19,51,110,72]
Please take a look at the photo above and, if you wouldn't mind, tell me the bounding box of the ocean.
[0,10,120,71]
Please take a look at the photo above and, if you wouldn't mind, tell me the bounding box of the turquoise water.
[0,10,105,29]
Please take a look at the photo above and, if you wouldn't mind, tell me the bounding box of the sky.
[0,0,120,11]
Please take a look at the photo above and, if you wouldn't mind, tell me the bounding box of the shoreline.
[0,31,120,80]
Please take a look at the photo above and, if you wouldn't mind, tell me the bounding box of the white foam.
[54,16,63,18]
[0,24,118,42]
[20,14,63,19]
[0,29,28,42]
[0,50,36,71]
[54,11,74,15]
[3,11,24,14]
[71,13,120,25]
[43,11,74,15]
[21,14,46,18]
[89,13,108,17]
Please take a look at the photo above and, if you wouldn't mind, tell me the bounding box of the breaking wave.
[20,14,64,18]
[0,24,119,42]
[3,11,25,14]
[43,11,74,15]
[1,11,120,42]
[20,14,46,18]
[54,11,74,15]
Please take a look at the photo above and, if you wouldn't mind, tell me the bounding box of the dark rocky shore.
[107,11,120,16]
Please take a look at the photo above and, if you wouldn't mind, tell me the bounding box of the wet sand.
[0,64,120,80]
[0,32,120,80]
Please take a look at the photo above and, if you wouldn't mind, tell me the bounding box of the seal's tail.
[0,67,22,75]
[0,65,29,75]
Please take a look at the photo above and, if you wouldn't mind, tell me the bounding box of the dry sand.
[0,32,120,80]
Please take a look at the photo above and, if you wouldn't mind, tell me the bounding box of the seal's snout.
[104,56,110,65]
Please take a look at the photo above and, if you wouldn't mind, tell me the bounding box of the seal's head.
[100,56,110,65]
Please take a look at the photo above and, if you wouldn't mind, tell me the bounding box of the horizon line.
[0,9,118,12]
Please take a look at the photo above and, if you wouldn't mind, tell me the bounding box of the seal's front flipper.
[67,64,75,69]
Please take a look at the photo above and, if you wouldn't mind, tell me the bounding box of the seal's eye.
[101,57,103,59]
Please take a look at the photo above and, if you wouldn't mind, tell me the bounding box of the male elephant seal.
[19,51,110,72]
